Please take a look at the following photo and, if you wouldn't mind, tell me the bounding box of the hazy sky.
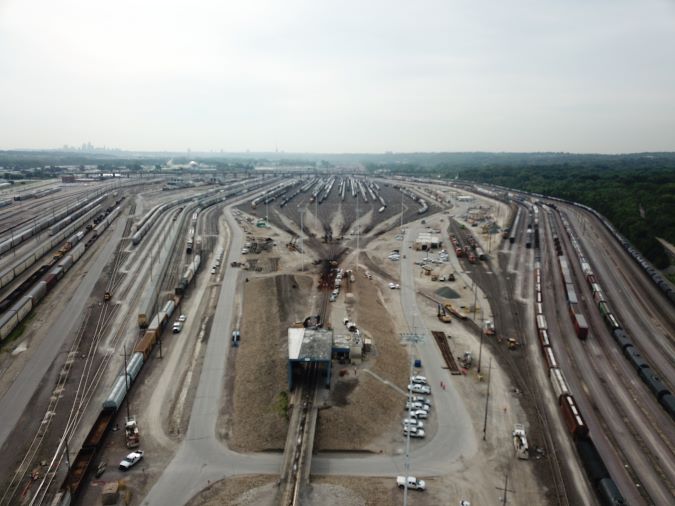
[1,0,674,153]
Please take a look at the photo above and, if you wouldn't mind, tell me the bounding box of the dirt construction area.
[195,197,550,505]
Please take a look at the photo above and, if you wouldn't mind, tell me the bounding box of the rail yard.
[0,171,672,506]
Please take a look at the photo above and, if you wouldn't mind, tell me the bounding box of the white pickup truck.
[396,475,426,491]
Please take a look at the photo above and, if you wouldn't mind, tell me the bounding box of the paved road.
[142,205,281,506]
[143,214,477,505]
[0,214,126,450]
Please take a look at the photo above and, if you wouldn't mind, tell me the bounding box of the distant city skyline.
[2,0,675,154]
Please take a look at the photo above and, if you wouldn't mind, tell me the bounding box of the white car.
[406,401,431,412]
[411,395,431,405]
[388,282,400,289]
[402,418,424,429]
[178,314,187,322]
[410,375,428,385]
[403,426,425,438]
[119,450,144,471]
[408,383,431,394]
[407,409,428,419]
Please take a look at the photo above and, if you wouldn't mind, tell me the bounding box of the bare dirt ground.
[316,269,409,451]
[186,475,278,506]
[225,273,314,452]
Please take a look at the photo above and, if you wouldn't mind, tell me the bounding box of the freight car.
[0,207,121,343]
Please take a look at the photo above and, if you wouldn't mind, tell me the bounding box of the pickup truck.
[396,475,426,490]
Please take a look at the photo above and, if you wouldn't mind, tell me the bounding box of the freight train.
[557,211,675,420]
[0,193,106,255]
[533,262,626,506]
[0,202,123,343]
[52,239,203,504]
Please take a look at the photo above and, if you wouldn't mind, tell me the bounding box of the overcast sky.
[1,0,674,153]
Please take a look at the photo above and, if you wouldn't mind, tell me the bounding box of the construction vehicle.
[460,351,472,368]
[124,416,140,448]
[437,304,452,323]
[513,424,529,459]
[104,291,111,302]
[444,304,468,320]
[508,338,519,349]
[484,320,495,336]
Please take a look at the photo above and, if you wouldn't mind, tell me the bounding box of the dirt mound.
[436,286,460,299]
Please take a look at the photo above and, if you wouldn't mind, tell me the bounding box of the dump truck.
[437,304,452,323]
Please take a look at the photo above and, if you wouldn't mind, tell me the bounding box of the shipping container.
[544,347,558,369]
[570,310,589,339]
[536,314,547,331]
[550,367,570,401]
[560,394,588,439]
[566,285,578,304]
[538,329,550,348]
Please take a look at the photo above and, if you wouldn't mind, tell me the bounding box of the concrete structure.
[288,327,333,390]
[414,232,441,251]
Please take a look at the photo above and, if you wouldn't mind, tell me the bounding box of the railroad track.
[430,330,461,374]
[451,211,569,506]
[279,362,320,506]
[1,211,138,505]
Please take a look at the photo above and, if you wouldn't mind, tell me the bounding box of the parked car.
[329,293,337,302]
[172,321,183,333]
[407,409,429,419]
[402,426,425,438]
[119,450,144,471]
[406,401,431,412]
[410,375,428,385]
[411,395,432,405]
[388,282,400,289]
[396,475,426,490]
[408,383,431,394]
[178,314,187,322]
[402,418,424,429]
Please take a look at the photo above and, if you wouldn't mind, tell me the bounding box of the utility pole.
[123,345,130,421]
[477,307,484,374]
[482,357,492,441]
